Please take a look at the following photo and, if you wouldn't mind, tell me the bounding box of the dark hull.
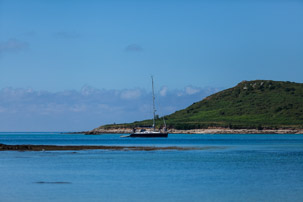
[129,133,168,138]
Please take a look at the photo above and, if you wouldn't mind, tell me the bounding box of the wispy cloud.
[120,89,142,100]
[125,44,143,52]
[185,86,200,95]
[0,39,29,54]
[159,86,168,96]
[0,86,220,131]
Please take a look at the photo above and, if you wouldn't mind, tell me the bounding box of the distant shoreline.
[84,128,303,135]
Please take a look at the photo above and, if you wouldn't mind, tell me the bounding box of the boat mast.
[151,76,156,131]
[163,116,167,129]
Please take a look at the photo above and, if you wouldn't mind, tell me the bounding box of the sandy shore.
[85,128,303,134]
[0,144,197,151]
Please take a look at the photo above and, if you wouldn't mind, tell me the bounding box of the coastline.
[85,128,303,135]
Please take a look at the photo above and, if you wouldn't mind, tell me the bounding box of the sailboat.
[127,76,168,138]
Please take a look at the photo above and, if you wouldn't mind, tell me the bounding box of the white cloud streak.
[185,86,200,95]
[159,86,168,96]
[120,89,142,100]
[0,86,220,131]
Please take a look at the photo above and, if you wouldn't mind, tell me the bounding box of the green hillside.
[99,80,303,130]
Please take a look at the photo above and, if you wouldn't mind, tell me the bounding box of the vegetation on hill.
[97,80,303,130]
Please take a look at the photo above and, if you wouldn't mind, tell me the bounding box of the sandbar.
[0,144,198,151]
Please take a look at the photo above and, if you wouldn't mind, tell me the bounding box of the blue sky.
[0,0,303,131]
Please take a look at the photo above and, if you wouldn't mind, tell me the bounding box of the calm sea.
[0,132,302,202]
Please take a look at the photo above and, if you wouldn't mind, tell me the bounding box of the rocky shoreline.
[85,128,303,135]
[0,144,197,151]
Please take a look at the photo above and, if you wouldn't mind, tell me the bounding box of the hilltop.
[88,80,303,134]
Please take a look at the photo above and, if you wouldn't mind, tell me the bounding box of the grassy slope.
[98,80,303,130]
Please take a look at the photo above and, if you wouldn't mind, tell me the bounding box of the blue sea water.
[0,133,303,202]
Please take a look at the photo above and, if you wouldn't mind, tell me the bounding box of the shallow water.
[0,133,303,202]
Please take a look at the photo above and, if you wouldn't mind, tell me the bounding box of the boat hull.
[129,133,168,138]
